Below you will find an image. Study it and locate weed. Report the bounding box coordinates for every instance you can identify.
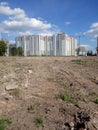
[59,93,70,101]
[95,98,98,104]
[35,116,44,128]
[70,99,79,107]
[0,118,12,130]
[58,93,79,107]
[89,92,98,97]
[11,88,20,97]
[71,59,83,63]
[71,59,86,65]
[27,105,34,113]
[47,77,54,82]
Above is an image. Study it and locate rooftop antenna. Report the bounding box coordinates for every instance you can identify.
[77,35,85,47]
[75,33,85,47]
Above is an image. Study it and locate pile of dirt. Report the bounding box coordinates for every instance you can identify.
[0,56,98,130]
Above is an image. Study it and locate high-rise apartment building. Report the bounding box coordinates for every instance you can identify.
[15,33,77,56]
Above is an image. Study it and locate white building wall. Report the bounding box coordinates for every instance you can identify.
[48,36,53,56]
[53,34,56,56]
[74,39,78,56]
[62,40,66,56]
[39,35,45,55]
[44,36,47,55]
[15,33,78,56]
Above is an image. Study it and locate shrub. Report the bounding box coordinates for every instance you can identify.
[58,92,79,107]
[95,98,98,104]
[35,116,44,128]
[59,93,70,101]
[0,40,7,56]
[0,118,12,130]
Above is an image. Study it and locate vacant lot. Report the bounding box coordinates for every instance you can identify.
[0,56,98,130]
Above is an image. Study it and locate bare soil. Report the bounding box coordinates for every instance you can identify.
[0,56,98,130]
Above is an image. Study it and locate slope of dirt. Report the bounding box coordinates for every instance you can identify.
[0,56,98,130]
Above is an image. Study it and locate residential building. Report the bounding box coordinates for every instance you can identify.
[15,33,78,56]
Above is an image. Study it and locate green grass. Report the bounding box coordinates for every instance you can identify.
[59,93,70,101]
[35,116,44,128]
[57,93,79,107]
[71,59,86,64]
[0,118,12,130]
[71,59,83,62]
[95,98,98,104]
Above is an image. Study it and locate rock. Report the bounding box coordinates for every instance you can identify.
[69,122,74,127]
[28,70,32,74]
[5,84,18,91]
[4,97,9,101]
[61,125,65,129]
[92,112,98,129]
[69,122,74,130]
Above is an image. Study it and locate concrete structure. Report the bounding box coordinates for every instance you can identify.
[15,33,78,56]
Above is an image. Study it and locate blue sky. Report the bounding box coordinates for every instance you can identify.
[0,0,98,51]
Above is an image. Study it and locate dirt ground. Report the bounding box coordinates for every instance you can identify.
[0,56,98,130]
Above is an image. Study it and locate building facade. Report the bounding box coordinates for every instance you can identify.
[15,33,78,56]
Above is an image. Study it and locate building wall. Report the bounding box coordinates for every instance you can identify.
[15,33,77,56]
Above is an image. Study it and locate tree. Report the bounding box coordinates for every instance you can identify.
[17,47,24,56]
[76,47,80,56]
[10,47,23,56]
[10,47,17,56]
[87,51,93,56]
[0,40,7,56]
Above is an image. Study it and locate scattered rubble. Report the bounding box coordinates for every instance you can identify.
[5,84,18,91]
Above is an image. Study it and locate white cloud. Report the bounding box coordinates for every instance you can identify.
[0,2,8,6]
[0,2,55,36]
[40,30,55,36]
[65,21,71,25]
[9,40,15,44]
[80,44,94,52]
[85,22,98,38]
[0,2,25,16]
[19,31,33,36]
[80,45,91,50]
[91,23,98,28]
